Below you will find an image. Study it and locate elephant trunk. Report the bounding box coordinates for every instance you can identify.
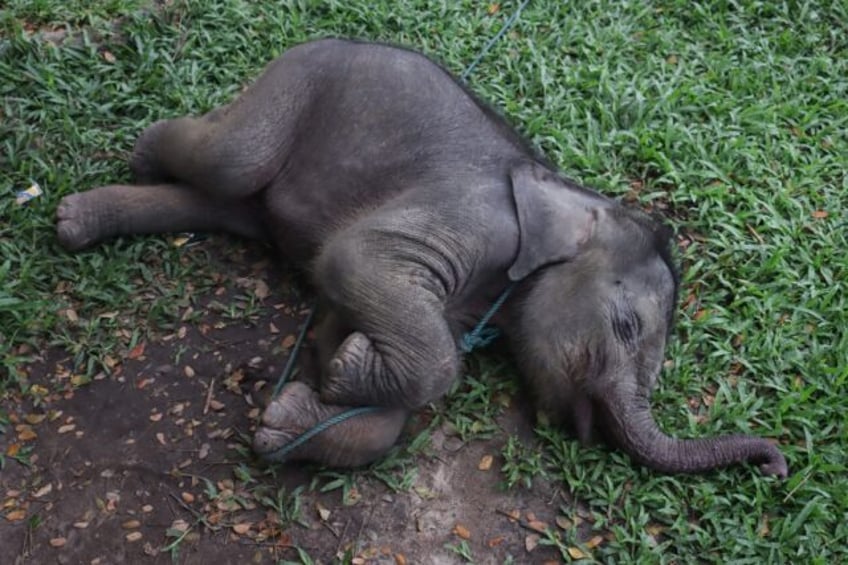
[600,388,788,477]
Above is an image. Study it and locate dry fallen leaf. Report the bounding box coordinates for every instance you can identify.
[811,210,828,219]
[528,520,548,533]
[567,546,587,559]
[254,279,270,299]
[478,455,493,471]
[102,50,116,63]
[127,342,145,359]
[122,519,141,529]
[24,413,46,425]
[33,484,53,498]
[281,334,297,349]
[394,553,407,565]
[646,523,664,536]
[556,516,573,530]
[6,509,26,522]
[50,537,67,547]
[487,535,505,547]
[126,531,143,542]
[232,522,251,535]
[58,424,76,434]
[525,533,540,552]
[453,523,471,539]
[585,535,604,549]
[316,502,331,521]
[181,492,195,504]
[18,427,37,441]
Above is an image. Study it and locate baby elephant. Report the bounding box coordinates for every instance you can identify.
[57,39,787,477]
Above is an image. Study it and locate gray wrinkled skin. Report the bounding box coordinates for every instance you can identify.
[57,39,787,477]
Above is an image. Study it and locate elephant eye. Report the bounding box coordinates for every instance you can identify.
[610,300,642,349]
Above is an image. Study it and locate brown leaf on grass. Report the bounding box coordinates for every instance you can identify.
[102,50,116,63]
[585,535,604,549]
[811,210,828,219]
[646,523,664,536]
[556,516,573,530]
[567,546,587,559]
[759,514,770,537]
[127,342,145,360]
[487,3,501,15]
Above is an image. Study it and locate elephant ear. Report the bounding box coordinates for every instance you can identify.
[508,161,605,281]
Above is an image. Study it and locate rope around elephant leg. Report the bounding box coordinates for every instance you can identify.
[265,2,530,463]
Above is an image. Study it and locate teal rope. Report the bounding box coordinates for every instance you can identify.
[272,305,316,397]
[460,0,532,81]
[262,406,382,461]
[460,282,517,353]
[266,1,530,462]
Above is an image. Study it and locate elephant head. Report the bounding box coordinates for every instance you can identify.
[507,162,787,477]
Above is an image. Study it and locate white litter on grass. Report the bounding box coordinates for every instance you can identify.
[15,182,43,205]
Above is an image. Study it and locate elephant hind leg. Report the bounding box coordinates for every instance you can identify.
[130,57,313,199]
[56,183,266,251]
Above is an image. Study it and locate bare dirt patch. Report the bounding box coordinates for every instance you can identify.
[1,239,577,564]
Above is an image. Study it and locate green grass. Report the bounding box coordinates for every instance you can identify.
[2,0,846,561]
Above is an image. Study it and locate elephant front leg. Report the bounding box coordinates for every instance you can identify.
[253,381,408,467]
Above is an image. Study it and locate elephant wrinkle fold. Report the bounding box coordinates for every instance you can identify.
[57,39,786,477]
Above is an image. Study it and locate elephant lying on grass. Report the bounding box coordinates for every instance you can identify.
[57,39,787,477]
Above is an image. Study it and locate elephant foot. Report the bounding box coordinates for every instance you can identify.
[253,381,407,467]
[56,191,115,251]
[129,119,171,183]
[321,331,375,405]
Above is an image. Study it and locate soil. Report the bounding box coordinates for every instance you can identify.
[0,239,575,564]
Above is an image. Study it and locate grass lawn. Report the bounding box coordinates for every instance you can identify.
[1,0,846,562]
